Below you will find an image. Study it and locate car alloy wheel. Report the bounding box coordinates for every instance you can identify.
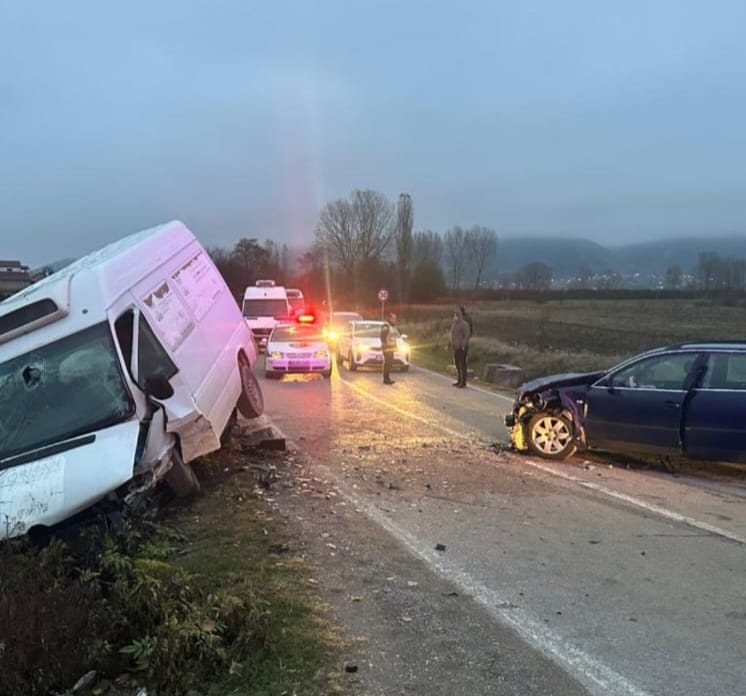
[527,412,577,460]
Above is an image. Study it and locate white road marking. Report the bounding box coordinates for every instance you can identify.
[339,373,746,546]
[521,460,746,546]
[339,376,476,440]
[338,485,652,696]
[267,419,649,696]
[412,364,515,402]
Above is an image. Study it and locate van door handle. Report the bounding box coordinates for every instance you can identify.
[663,400,680,409]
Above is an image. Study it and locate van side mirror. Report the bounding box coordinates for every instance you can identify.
[143,374,174,400]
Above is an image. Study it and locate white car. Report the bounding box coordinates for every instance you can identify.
[337,320,411,372]
[265,320,332,378]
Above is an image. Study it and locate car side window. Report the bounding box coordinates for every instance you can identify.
[612,353,697,390]
[701,352,746,390]
[137,314,178,389]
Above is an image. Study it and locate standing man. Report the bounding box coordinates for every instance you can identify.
[451,309,470,388]
[460,305,474,339]
[381,312,398,385]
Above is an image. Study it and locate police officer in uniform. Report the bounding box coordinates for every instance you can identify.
[380,313,398,385]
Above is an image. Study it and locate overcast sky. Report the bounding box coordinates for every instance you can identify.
[2,1,746,266]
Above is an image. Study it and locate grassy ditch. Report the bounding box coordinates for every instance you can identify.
[0,445,345,696]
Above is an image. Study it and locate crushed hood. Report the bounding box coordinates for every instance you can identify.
[517,370,607,398]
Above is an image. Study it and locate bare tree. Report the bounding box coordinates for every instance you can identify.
[315,189,394,278]
[232,238,270,280]
[444,226,467,289]
[517,261,552,290]
[394,193,414,302]
[664,264,682,289]
[315,190,394,296]
[464,225,497,291]
[413,230,443,266]
[697,251,719,291]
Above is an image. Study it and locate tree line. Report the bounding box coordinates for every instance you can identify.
[207,190,746,304]
[209,189,499,307]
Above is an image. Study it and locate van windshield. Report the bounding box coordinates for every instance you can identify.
[242,299,290,319]
[0,322,135,461]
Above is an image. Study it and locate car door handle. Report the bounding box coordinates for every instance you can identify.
[663,400,680,409]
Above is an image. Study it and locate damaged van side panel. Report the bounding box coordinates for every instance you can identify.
[0,421,139,538]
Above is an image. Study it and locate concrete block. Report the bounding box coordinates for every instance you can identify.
[483,363,525,388]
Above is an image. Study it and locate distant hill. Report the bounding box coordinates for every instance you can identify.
[490,234,746,277]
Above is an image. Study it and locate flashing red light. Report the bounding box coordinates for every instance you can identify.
[297,313,316,324]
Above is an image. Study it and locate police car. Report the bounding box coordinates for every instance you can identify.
[264,314,332,378]
[336,320,411,372]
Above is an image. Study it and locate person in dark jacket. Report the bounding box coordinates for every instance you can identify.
[450,309,470,388]
[460,305,474,338]
[380,313,398,385]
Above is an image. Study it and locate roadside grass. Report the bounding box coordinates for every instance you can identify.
[0,444,346,696]
[403,297,746,381]
[407,315,624,383]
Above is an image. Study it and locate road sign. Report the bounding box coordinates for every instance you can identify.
[377,288,389,302]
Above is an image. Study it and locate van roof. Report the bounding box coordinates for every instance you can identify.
[0,220,196,346]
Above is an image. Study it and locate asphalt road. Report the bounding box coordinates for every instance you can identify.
[260,361,746,696]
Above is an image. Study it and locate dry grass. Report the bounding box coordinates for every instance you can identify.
[402,297,745,381]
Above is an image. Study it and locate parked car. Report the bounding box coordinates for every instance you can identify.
[265,317,332,378]
[337,320,410,372]
[505,342,746,463]
[322,311,363,349]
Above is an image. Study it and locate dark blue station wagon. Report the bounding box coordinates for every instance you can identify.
[505,342,746,462]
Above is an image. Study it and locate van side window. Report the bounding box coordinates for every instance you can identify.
[113,310,135,371]
[137,315,178,389]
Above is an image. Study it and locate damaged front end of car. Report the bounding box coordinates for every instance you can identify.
[504,371,605,460]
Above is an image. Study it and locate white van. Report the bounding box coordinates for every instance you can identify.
[0,221,264,539]
[242,280,291,351]
[285,288,305,315]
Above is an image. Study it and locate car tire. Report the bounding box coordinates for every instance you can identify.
[348,350,357,371]
[265,370,280,379]
[237,353,265,418]
[527,412,577,460]
[322,370,332,379]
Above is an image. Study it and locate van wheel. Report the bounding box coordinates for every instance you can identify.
[348,350,357,371]
[165,448,201,497]
[322,370,331,379]
[237,353,264,418]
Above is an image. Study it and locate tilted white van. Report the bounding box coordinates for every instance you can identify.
[0,221,264,539]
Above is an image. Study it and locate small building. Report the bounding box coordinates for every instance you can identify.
[0,260,32,300]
